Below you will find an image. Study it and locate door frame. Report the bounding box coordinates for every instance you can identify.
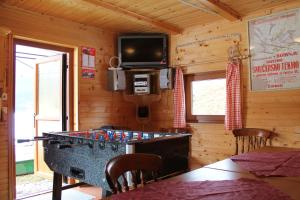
[11,39,75,199]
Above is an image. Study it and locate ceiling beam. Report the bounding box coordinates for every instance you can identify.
[82,0,182,34]
[198,0,241,21]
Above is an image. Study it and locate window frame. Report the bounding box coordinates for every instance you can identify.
[185,70,226,123]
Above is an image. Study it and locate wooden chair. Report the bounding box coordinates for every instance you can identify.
[105,153,162,194]
[233,128,273,155]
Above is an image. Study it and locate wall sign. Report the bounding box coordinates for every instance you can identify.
[248,8,300,91]
[81,46,96,79]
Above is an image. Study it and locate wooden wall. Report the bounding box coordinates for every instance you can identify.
[0,5,136,199]
[0,27,12,200]
[1,1,300,199]
[149,1,300,168]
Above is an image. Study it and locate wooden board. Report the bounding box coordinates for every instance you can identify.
[0,0,300,199]
[155,1,300,169]
[0,30,11,200]
[1,0,297,34]
[0,6,136,199]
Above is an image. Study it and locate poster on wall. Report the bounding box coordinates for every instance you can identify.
[81,47,96,68]
[248,8,300,91]
[82,68,95,79]
[81,47,96,79]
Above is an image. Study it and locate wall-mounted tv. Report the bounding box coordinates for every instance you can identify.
[118,34,168,68]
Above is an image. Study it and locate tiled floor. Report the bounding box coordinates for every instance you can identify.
[16,174,53,198]
[19,189,95,200]
[16,175,101,200]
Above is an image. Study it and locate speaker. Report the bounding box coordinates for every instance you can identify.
[107,69,126,91]
[159,68,174,89]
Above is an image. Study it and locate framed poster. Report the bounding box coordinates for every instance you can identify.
[248,8,300,91]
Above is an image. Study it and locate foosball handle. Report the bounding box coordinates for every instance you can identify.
[17,139,32,143]
[34,136,52,140]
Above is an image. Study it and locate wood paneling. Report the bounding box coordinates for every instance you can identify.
[223,0,297,15]
[0,4,137,131]
[198,0,241,21]
[1,0,297,34]
[0,5,136,199]
[0,0,300,199]
[0,28,11,200]
[151,1,300,169]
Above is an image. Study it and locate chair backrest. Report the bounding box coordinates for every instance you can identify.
[105,153,162,194]
[232,128,273,155]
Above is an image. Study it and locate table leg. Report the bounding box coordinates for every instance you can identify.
[102,189,112,198]
[53,172,62,200]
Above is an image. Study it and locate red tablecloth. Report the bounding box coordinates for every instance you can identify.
[110,178,291,200]
[231,151,300,176]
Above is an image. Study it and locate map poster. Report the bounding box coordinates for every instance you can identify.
[248,8,300,91]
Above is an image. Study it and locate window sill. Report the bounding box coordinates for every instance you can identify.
[186,115,224,124]
[186,120,224,124]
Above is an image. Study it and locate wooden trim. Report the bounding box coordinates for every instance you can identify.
[14,39,73,54]
[191,70,226,80]
[82,0,182,34]
[8,33,15,200]
[199,0,241,21]
[185,70,226,124]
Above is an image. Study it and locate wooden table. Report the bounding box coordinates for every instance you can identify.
[170,147,300,200]
[104,147,300,200]
[203,146,299,173]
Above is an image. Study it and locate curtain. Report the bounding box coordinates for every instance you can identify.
[225,61,242,130]
[173,68,186,128]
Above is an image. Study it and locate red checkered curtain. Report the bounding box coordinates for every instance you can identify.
[173,68,186,128]
[225,61,242,130]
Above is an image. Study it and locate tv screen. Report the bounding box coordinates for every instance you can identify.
[118,34,168,68]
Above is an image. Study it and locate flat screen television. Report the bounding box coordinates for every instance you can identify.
[118,34,168,68]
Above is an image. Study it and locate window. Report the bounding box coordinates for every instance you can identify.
[185,70,226,123]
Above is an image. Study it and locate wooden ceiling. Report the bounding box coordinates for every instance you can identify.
[1,0,297,34]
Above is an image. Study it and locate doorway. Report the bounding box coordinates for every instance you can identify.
[14,40,72,199]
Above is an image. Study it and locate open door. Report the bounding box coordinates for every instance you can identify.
[34,54,68,176]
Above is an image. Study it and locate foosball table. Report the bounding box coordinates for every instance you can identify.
[23,129,191,200]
